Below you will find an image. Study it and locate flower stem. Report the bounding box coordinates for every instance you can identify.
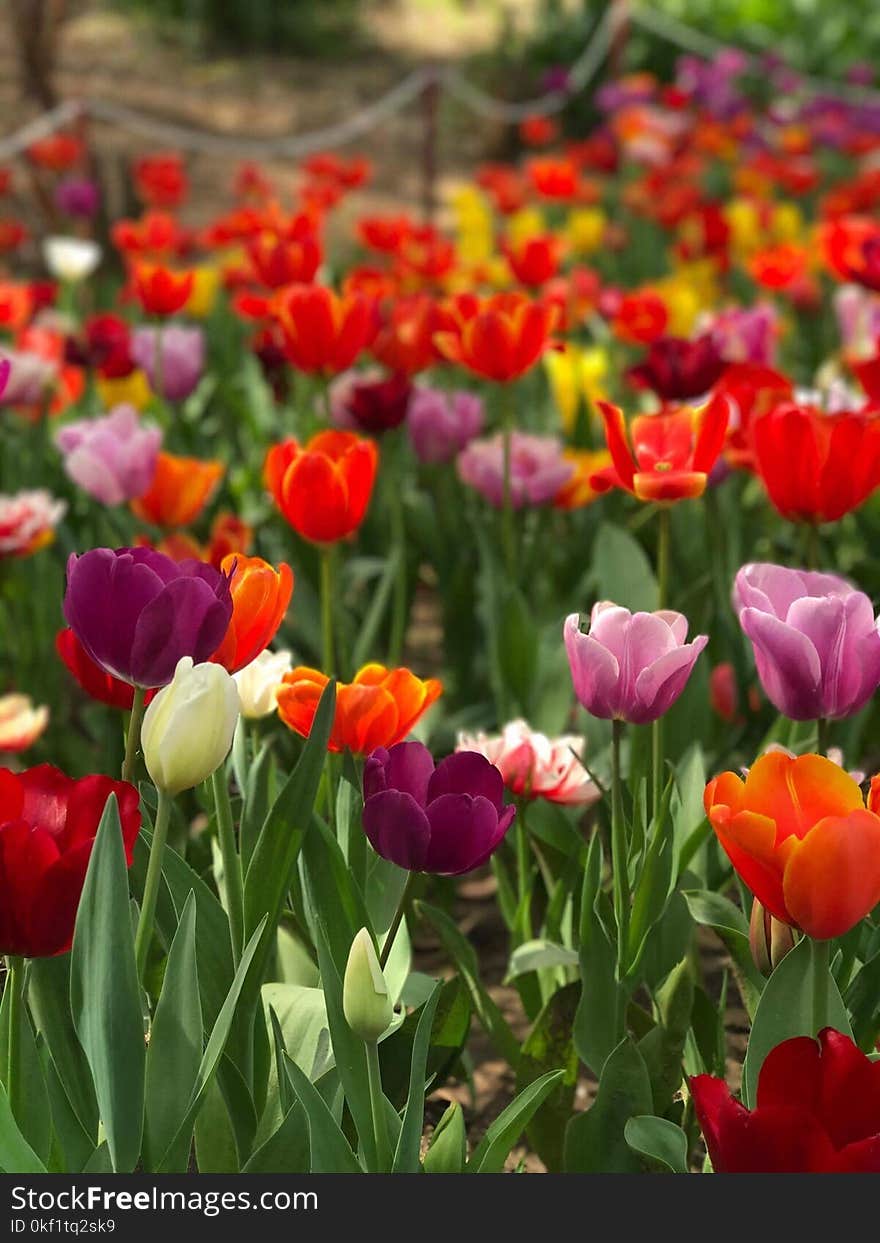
[611,719,629,978]
[810,937,830,1036]
[652,716,664,825]
[5,956,25,1123]
[816,717,829,756]
[212,765,244,967]
[365,1040,392,1173]
[320,545,335,675]
[500,386,516,577]
[134,788,172,983]
[379,873,415,970]
[656,505,671,608]
[515,798,533,940]
[122,685,147,786]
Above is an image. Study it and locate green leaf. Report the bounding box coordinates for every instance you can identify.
[415,901,520,1068]
[302,815,372,978]
[637,958,694,1115]
[28,955,98,1143]
[194,1077,239,1173]
[423,1100,466,1174]
[70,794,145,1172]
[506,940,579,980]
[741,936,851,1108]
[625,1115,689,1173]
[283,1055,362,1174]
[155,915,267,1171]
[0,971,51,1164]
[564,1037,653,1173]
[239,741,276,871]
[144,891,203,1172]
[592,522,659,612]
[392,984,442,1173]
[352,547,400,670]
[495,583,539,715]
[573,837,621,1076]
[516,982,579,1172]
[0,1080,47,1173]
[683,889,764,1018]
[467,1070,564,1173]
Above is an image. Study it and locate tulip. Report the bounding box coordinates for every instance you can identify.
[0,357,8,399]
[751,401,880,524]
[329,369,412,434]
[733,562,880,720]
[564,604,707,724]
[708,302,779,366]
[54,177,101,220]
[141,656,240,796]
[133,264,195,317]
[692,1028,880,1172]
[343,928,393,1042]
[247,230,321,289]
[131,451,223,528]
[457,719,599,806]
[0,490,66,558]
[0,348,58,407]
[362,741,515,874]
[63,547,233,688]
[0,694,49,753]
[713,362,793,470]
[42,236,102,284]
[434,291,557,382]
[210,554,294,674]
[503,234,562,287]
[271,284,374,375]
[591,395,730,501]
[56,628,155,711]
[749,897,796,976]
[131,325,205,402]
[820,216,880,292]
[277,664,442,754]
[0,765,140,957]
[55,405,162,506]
[626,333,725,402]
[407,387,484,464]
[264,430,378,544]
[553,448,613,510]
[370,294,448,375]
[704,750,880,939]
[233,649,292,719]
[457,432,574,508]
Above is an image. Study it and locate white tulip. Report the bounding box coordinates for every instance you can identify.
[232,648,292,719]
[141,657,240,795]
[43,236,102,284]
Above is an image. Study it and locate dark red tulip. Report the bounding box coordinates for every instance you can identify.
[627,333,726,403]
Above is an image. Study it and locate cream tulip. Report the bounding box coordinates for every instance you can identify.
[141,657,240,795]
[232,649,292,719]
[43,236,102,284]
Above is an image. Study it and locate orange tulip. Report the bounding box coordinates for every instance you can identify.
[264,430,378,545]
[553,449,612,510]
[271,284,374,375]
[704,751,880,940]
[277,663,442,754]
[211,554,293,674]
[132,451,223,528]
[434,292,557,383]
[133,263,195,317]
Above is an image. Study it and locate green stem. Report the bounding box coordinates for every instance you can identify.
[365,1040,392,1173]
[515,798,532,940]
[320,545,335,675]
[134,789,173,983]
[810,937,830,1035]
[212,765,244,967]
[816,717,829,757]
[651,716,664,825]
[122,686,147,785]
[611,719,629,978]
[500,387,516,577]
[379,873,416,970]
[805,522,820,571]
[387,432,408,665]
[656,505,671,609]
[5,956,24,1123]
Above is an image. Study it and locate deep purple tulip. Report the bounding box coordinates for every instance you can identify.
[362,741,515,875]
[63,547,233,688]
[733,563,880,721]
[564,603,708,724]
[54,178,101,220]
[408,387,484,464]
[131,326,205,402]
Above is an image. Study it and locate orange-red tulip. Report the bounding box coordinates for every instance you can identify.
[133,263,195,317]
[264,430,378,545]
[211,554,294,674]
[704,751,880,940]
[132,451,223,528]
[434,292,557,383]
[277,663,442,754]
[271,284,374,375]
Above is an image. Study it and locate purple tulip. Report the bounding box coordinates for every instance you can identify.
[131,326,204,402]
[733,563,880,721]
[564,603,708,724]
[408,387,484,464]
[362,741,515,874]
[0,358,8,400]
[458,432,573,508]
[54,178,101,220]
[56,405,162,506]
[63,547,233,688]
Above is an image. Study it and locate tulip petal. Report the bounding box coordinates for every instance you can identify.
[362,789,431,871]
[782,809,880,939]
[424,793,504,874]
[632,634,706,723]
[814,1027,880,1152]
[564,614,621,718]
[740,607,822,719]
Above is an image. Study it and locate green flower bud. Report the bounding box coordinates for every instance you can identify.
[343,927,392,1042]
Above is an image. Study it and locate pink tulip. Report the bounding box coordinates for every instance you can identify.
[457,718,599,806]
[564,603,707,724]
[458,432,573,508]
[55,405,162,506]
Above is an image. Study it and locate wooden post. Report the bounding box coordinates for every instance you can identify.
[421,72,441,226]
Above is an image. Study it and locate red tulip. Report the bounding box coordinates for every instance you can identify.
[56,629,157,709]
[0,765,141,957]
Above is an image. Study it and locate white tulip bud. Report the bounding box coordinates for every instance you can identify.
[232,648,292,719]
[141,657,240,795]
[42,236,102,283]
[343,928,392,1043]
